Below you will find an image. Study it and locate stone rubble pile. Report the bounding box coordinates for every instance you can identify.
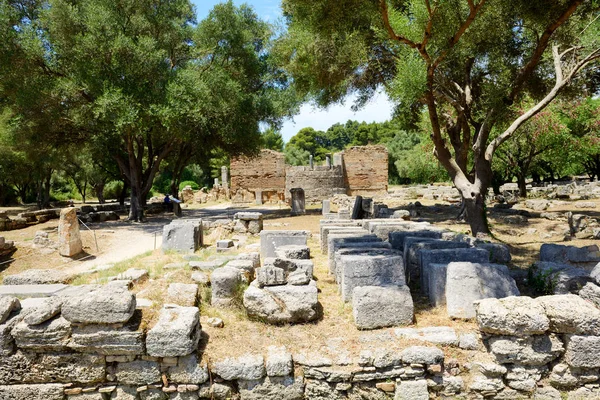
[0,209,61,232]
[0,236,16,257]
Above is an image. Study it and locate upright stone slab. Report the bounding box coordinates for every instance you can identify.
[327,233,380,273]
[58,207,82,257]
[404,240,470,284]
[260,230,309,259]
[162,219,203,253]
[352,285,414,329]
[351,195,363,219]
[333,243,392,281]
[339,253,405,302]
[320,226,367,254]
[420,248,490,296]
[146,305,200,357]
[290,188,306,216]
[322,200,331,215]
[221,166,229,189]
[389,229,443,251]
[445,262,519,319]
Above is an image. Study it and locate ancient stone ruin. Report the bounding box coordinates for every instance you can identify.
[228,145,389,205]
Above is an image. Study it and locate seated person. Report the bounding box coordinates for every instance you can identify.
[163,194,173,212]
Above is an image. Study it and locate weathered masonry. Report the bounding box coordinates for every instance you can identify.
[230,145,388,204]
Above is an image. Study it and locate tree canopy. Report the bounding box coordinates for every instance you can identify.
[279,0,600,235]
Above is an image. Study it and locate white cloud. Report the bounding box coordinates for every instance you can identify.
[280,91,394,142]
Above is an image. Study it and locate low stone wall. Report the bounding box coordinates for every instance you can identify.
[285,165,346,203]
[230,149,286,203]
[0,209,60,231]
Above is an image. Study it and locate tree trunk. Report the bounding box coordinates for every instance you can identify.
[119,180,128,206]
[517,174,527,198]
[464,194,490,236]
[95,182,105,204]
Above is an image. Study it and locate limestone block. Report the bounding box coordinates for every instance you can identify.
[564,335,600,368]
[476,243,512,264]
[0,296,20,324]
[3,269,72,285]
[274,245,310,260]
[394,380,429,400]
[339,253,405,302]
[190,271,209,285]
[168,354,209,384]
[243,282,318,324]
[226,259,255,274]
[61,284,135,324]
[352,285,413,329]
[287,270,310,285]
[11,316,71,351]
[327,232,378,267]
[266,346,293,377]
[69,323,144,355]
[420,248,490,296]
[0,384,64,400]
[58,207,82,257]
[332,245,392,282]
[22,297,61,325]
[167,283,199,307]
[403,239,469,283]
[394,326,459,347]
[260,230,309,259]
[319,225,364,254]
[236,252,261,270]
[112,268,148,284]
[237,376,304,400]
[212,354,265,381]
[115,360,161,385]
[488,334,564,366]
[234,212,263,221]
[146,306,200,357]
[0,351,105,384]
[110,386,138,400]
[389,230,443,251]
[400,346,444,365]
[263,258,314,279]
[256,266,286,287]
[475,296,550,336]
[162,220,203,254]
[579,282,600,308]
[538,294,600,334]
[211,266,242,307]
[445,262,519,319]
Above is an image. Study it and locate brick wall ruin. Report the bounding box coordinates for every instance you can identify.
[230,145,389,203]
[230,149,286,203]
[342,145,388,196]
[285,165,346,202]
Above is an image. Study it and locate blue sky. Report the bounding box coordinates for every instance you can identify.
[192,0,393,142]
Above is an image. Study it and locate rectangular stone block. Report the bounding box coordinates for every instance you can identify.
[420,248,490,296]
[256,266,286,287]
[445,262,519,319]
[162,219,203,254]
[260,230,309,259]
[0,384,64,400]
[0,284,68,298]
[69,323,144,355]
[565,335,600,368]
[389,230,443,251]
[327,234,380,274]
[404,240,470,284]
[320,226,367,254]
[332,242,392,280]
[352,285,414,329]
[339,253,405,302]
[146,306,200,357]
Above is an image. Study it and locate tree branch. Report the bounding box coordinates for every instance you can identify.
[379,0,420,49]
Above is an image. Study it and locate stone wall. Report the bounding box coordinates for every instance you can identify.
[342,145,388,196]
[230,149,286,203]
[285,165,346,203]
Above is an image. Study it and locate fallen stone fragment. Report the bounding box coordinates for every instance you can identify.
[146,305,200,357]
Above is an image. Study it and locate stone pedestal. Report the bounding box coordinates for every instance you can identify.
[290,188,305,216]
[58,208,82,257]
[322,200,331,215]
[221,166,229,189]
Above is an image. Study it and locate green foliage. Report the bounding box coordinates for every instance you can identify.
[527,264,558,296]
[179,181,199,191]
[284,127,329,164]
[103,181,124,201]
[261,128,285,151]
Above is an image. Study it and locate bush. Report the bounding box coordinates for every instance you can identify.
[104,180,124,200]
[179,180,199,191]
